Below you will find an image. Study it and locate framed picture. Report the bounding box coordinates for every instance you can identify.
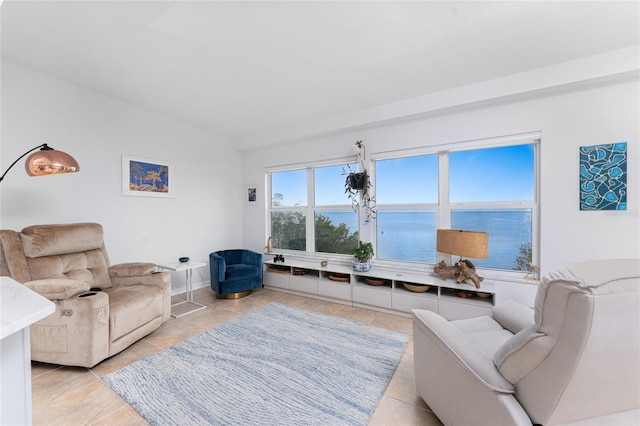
[579,142,627,210]
[122,155,174,198]
[246,185,258,206]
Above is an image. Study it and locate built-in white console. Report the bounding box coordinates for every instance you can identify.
[263,258,498,320]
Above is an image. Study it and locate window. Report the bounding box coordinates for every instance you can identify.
[375,155,438,263]
[269,165,359,255]
[267,135,539,274]
[314,164,358,255]
[448,145,535,270]
[270,169,307,250]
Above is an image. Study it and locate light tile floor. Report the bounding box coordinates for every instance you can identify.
[31,287,443,425]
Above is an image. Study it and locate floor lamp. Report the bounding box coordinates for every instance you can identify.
[0,144,79,183]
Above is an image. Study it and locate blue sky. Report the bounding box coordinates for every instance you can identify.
[271,144,534,206]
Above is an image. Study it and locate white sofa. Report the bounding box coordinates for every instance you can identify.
[413,259,640,425]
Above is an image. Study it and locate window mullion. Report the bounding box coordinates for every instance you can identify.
[438,151,450,229]
[307,168,315,254]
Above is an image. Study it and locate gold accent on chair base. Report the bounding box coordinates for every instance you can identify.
[217,290,252,299]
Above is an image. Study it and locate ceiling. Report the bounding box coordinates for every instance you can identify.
[2,1,639,150]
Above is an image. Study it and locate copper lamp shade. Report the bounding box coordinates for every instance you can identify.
[436,229,489,259]
[0,143,79,183]
[25,146,79,176]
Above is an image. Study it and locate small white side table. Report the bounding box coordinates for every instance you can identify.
[157,260,207,318]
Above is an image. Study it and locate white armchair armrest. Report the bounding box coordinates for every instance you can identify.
[413,309,514,393]
[491,299,535,334]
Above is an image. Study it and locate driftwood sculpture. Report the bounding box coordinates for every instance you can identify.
[433,259,484,289]
[433,261,459,280]
[457,259,484,288]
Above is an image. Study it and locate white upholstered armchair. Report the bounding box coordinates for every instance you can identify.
[0,223,171,367]
[413,259,640,425]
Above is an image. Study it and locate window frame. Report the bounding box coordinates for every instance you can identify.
[266,131,540,280]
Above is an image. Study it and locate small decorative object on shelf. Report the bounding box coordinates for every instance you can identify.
[178,257,190,263]
[265,236,272,253]
[524,262,539,281]
[351,241,374,272]
[320,260,328,267]
[273,254,285,263]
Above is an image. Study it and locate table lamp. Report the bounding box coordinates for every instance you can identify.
[435,229,489,288]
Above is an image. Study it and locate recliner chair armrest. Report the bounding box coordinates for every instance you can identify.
[109,263,171,291]
[23,279,90,300]
[109,262,157,278]
[491,299,534,334]
[413,309,514,393]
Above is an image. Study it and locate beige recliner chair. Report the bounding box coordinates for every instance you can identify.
[413,258,640,425]
[0,223,171,368]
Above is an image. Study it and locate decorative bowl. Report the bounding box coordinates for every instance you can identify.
[178,257,190,263]
[364,277,386,286]
[402,283,431,293]
[328,273,349,282]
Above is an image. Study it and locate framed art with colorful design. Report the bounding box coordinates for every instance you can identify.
[579,142,627,210]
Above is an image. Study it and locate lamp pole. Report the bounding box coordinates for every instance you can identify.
[0,144,50,183]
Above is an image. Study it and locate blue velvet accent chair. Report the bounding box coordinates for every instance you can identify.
[210,249,263,298]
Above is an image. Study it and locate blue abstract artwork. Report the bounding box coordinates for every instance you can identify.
[579,142,627,210]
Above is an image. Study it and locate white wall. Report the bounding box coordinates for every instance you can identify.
[2,58,638,300]
[242,78,640,279]
[1,61,244,293]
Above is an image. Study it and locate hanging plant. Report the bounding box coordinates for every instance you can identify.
[343,140,376,222]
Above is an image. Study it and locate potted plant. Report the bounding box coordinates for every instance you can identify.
[351,240,374,271]
[343,140,376,222]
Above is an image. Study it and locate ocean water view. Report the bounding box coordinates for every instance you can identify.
[321,210,531,271]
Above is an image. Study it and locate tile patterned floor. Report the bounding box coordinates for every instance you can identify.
[31,287,443,425]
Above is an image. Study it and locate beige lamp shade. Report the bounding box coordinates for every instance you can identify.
[25,147,79,177]
[436,229,489,259]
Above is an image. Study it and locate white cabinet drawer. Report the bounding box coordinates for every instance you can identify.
[392,292,438,314]
[289,274,317,294]
[352,285,391,309]
[318,280,351,300]
[263,271,289,289]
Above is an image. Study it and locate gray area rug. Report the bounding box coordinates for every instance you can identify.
[103,302,410,425]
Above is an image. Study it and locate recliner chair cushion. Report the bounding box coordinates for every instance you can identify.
[21,223,104,257]
[106,286,164,342]
[25,249,111,288]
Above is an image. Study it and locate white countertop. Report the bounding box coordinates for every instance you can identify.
[1,276,55,340]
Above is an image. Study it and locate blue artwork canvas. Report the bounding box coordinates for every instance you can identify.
[579,142,627,210]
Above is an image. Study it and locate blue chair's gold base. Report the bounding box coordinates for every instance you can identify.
[217,289,252,299]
